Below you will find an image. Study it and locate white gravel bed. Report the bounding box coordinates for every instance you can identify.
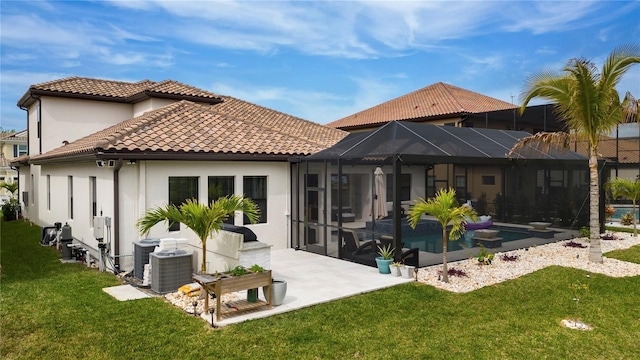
[416,232,640,293]
[165,290,242,315]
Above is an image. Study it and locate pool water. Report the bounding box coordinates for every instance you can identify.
[611,206,639,220]
[404,227,531,254]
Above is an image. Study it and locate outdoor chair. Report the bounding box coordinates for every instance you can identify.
[342,229,377,266]
[342,230,419,268]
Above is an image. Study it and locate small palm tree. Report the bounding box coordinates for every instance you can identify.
[136,196,259,273]
[408,188,477,283]
[0,182,18,196]
[509,44,640,263]
[606,178,640,236]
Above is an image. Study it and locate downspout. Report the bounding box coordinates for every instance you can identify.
[113,159,123,271]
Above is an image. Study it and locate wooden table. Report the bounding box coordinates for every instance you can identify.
[193,270,272,322]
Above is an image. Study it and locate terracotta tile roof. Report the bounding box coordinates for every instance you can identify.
[1,130,27,141]
[327,82,517,130]
[18,77,221,106]
[30,100,347,162]
[215,95,347,149]
[572,137,640,164]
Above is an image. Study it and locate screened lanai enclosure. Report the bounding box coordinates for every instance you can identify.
[290,121,590,266]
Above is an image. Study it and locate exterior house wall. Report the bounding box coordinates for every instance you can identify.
[37,97,133,154]
[132,98,177,117]
[121,160,291,273]
[0,135,25,199]
[38,162,115,254]
[28,159,291,274]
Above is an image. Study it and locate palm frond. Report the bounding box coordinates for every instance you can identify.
[507,131,573,158]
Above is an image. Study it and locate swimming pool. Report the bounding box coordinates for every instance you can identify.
[611,205,639,220]
[403,226,532,254]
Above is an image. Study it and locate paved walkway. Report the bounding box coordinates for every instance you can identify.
[203,249,413,327]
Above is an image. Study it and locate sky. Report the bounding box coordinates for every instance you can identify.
[1,0,639,134]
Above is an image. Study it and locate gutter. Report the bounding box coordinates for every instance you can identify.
[113,159,123,271]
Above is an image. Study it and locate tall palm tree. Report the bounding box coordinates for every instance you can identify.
[509,44,640,263]
[136,196,259,273]
[606,178,640,236]
[407,188,477,283]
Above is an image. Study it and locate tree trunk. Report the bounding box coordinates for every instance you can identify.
[588,151,603,263]
[633,200,637,237]
[201,238,208,274]
[441,227,449,283]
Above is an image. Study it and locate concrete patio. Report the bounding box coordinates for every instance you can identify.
[202,248,414,327]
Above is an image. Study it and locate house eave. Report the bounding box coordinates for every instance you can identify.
[29,150,301,165]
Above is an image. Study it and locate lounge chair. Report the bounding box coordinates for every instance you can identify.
[342,230,419,268]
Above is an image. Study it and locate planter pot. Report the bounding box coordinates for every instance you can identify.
[404,265,415,279]
[262,279,288,306]
[399,265,408,278]
[389,265,402,277]
[375,257,393,274]
[247,288,258,302]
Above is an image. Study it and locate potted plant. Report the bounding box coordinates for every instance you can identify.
[390,261,403,276]
[375,244,395,274]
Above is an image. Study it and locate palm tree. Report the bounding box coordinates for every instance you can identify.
[0,182,18,196]
[606,178,640,236]
[407,188,477,283]
[509,44,640,263]
[136,196,259,273]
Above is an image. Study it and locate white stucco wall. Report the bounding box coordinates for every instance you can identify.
[132,98,176,117]
[25,159,292,274]
[25,97,132,155]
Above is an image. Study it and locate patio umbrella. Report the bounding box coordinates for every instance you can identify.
[374,167,388,220]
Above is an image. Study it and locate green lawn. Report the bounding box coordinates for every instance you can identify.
[2,220,640,359]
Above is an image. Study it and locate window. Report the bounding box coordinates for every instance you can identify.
[455,175,466,201]
[427,176,436,198]
[168,177,199,231]
[243,176,267,224]
[13,144,27,157]
[30,174,34,206]
[46,175,51,211]
[444,122,456,127]
[386,174,411,202]
[481,176,495,185]
[0,177,4,182]
[89,176,97,221]
[208,176,235,225]
[68,176,73,219]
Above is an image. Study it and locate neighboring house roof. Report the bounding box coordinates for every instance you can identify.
[327,82,517,130]
[1,129,28,142]
[29,100,347,163]
[17,77,222,107]
[573,137,640,165]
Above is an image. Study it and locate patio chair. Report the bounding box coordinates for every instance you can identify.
[341,229,377,266]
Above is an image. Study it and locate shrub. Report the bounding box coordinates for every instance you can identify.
[579,226,589,238]
[564,240,587,249]
[439,267,467,278]
[621,212,634,226]
[1,198,19,221]
[476,243,494,265]
[500,254,519,262]
[601,233,619,241]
